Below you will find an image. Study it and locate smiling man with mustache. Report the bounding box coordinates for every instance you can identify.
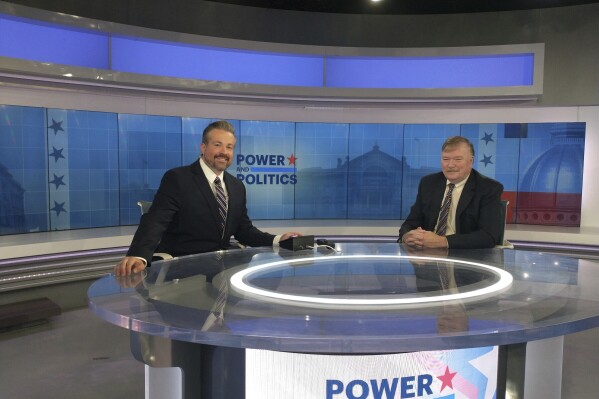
[398,136,504,250]
[115,120,301,276]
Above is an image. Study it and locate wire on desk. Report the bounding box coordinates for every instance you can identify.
[311,244,339,253]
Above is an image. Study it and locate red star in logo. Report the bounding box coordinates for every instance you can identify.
[287,153,298,165]
[437,366,457,392]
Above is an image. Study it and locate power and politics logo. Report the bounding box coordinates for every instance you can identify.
[235,153,298,185]
[246,346,498,399]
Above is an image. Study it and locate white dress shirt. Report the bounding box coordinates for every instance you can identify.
[200,157,228,200]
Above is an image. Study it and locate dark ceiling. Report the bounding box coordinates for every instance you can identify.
[6,0,599,16]
[206,0,599,14]
[5,0,599,48]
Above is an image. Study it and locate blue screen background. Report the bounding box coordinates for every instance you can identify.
[0,104,586,235]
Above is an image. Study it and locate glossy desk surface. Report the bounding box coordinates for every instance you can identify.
[88,243,599,353]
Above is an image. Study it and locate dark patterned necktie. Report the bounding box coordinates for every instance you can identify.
[214,177,227,237]
[435,183,455,236]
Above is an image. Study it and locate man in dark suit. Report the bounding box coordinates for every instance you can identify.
[398,136,503,249]
[115,120,301,276]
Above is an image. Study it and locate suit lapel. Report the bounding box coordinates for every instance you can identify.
[222,172,238,234]
[456,172,476,223]
[431,173,447,218]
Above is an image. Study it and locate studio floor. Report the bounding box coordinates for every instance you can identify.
[1,306,598,398]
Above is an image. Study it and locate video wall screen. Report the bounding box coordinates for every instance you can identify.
[0,104,585,235]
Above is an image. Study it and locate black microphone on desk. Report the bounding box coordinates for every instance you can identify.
[279,235,315,251]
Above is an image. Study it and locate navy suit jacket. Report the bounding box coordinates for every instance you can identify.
[398,169,504,249]
[127,161,274,264]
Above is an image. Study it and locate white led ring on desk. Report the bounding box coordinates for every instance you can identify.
[230,255,513,309]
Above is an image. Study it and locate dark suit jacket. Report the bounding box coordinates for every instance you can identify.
[127,161,275,264]
[398,169,504,249]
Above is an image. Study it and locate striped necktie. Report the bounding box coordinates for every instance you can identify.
[214,177,227,236]
[435,183,455,236]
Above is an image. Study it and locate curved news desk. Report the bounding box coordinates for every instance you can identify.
[88,243,599,399]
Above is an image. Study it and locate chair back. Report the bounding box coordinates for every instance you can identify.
[137,200,152,215]
[497,200,509,245]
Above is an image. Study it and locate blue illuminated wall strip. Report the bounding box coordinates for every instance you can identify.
[111,37,325,87]
[0,13,534,89]
[326,55,534,88]
[0,14,109,69]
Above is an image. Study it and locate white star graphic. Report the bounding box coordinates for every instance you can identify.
[469,346,498,399]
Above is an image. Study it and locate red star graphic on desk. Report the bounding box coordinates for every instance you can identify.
[287,153,298,165]
[437,366,457,392]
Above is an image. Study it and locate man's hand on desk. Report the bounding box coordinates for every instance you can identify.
[114,256,146,276]
[402,227,449,250]
[280,232,303,241]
